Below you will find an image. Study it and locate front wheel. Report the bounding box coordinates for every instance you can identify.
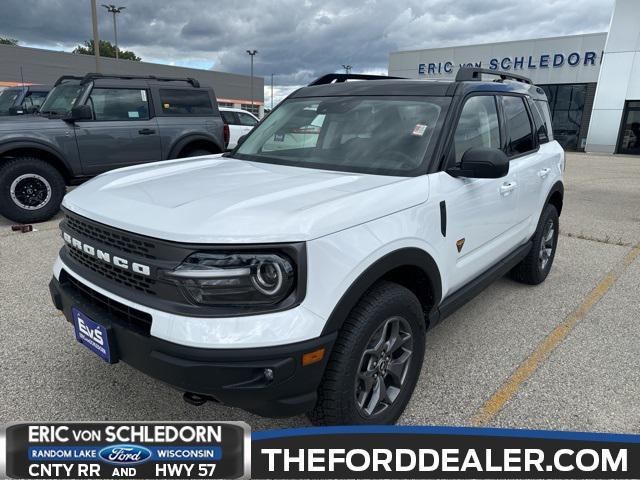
[308,281,426,425]
[0,157,66,223]
[510,203,559,285]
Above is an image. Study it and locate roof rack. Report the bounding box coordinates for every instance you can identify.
[77,73,201,88]
[54,75,84,86]
[455,67,532,85]
[308,73,405,86]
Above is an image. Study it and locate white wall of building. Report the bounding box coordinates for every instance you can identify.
[586,0,640,153]
[389,33,606,84]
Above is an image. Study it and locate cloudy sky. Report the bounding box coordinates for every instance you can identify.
[0,0,615,104]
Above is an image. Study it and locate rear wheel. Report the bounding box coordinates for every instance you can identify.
[308,281,426,425]
[0,157,65,223]
[510,203,559,285]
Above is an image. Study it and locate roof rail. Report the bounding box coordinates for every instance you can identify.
[54,75,84,86]
[455,67,532,85]
[308,73,405,86]
[78,73,201,88]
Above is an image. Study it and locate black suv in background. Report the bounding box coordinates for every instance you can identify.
[0,73,226,223]
[0,85,51,116]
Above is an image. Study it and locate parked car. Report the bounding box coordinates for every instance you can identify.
[0,84,51,116]
[219,107,259,148]
[50,68,564,425]
[0,73,225,223]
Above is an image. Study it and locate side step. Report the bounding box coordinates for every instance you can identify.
[430,241,533,324]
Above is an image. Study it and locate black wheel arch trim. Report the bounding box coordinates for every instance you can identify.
[0,140,74,177]
[320,247,442,335]
[168,133,224,159]
[545,180,564,216]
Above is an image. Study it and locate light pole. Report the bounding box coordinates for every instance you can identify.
[342,64,352,74]
[246,50,257,112]
[102,4,125,60]
[90,0,101,72]
[270,73,274,110]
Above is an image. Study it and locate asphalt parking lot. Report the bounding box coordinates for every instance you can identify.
[0,152,638,433]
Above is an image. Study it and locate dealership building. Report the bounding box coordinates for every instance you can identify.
[0,44,264,116]
[389,0,640,155]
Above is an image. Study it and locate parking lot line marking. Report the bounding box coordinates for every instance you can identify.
[471,243,640,427]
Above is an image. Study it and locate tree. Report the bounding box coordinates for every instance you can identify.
[0,37,19,46]
[73,39,141,61]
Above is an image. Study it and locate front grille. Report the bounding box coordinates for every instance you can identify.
[68,247,157,295]
[65,214,157,259]
[60,269,152,336]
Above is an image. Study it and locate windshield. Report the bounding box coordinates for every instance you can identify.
[0,89,21,115]
[39,83,84,116]
[234,95,450,176]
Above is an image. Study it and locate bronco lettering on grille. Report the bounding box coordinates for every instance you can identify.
[62,232,151,276]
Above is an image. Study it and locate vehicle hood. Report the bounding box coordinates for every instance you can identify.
[0,114,63,131]
[63,155,430,243]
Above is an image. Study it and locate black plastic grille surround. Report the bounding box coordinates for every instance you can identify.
[60,269,152,336]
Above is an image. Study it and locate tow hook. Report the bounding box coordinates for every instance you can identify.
[183,392,216,406]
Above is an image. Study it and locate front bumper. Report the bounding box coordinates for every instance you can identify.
[49,273,336,418]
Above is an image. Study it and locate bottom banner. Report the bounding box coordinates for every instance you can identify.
[251,426,640,479]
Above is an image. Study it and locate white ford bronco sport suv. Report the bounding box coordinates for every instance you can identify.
[50,68,564,425]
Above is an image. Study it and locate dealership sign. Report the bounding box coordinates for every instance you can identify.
[418,50,602,76]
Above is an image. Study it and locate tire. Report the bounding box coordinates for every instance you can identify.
[308,281,426,426]
[510,203,559,285]
[0,157,66,224]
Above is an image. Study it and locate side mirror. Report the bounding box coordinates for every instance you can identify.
[66,104,93,122]
[447,147,509,179]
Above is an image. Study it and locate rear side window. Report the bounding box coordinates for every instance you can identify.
[87,88,150,121]
[220,110,237,124]
[528,99,551,144]
[452,95,501,164]
[502,96,535,156]
[237,112,258,126]
[160,89,214,115]
[534,99,554,142]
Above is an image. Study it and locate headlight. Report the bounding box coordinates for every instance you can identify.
[162,252,295,306]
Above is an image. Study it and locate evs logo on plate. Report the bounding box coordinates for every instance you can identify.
[98,444,152,465]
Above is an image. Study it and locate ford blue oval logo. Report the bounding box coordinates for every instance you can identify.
[98,444,152,465]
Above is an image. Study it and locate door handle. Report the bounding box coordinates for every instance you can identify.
[500,181,518,196]
[538,167,551,178]
[138,128,156,135]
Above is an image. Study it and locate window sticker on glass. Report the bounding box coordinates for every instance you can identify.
[273,133,285,142]
[140,90,147,102]
[128,111,140,118]
[163,103,170,109]
[412,124,428,136]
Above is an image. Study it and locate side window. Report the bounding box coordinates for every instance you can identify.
[529,99,550,144]
[452,95,500,164]
[502,96,535,156]
[87,88,150,121]
[24,91,48,109]
[220,111,238,124]
[237,112,258,126]
[534,99,554,141]
[159,89,214,115]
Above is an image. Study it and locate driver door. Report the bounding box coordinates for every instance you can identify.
[73,87,162,175]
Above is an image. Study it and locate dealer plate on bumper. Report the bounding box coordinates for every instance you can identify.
[72,307,114,363]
